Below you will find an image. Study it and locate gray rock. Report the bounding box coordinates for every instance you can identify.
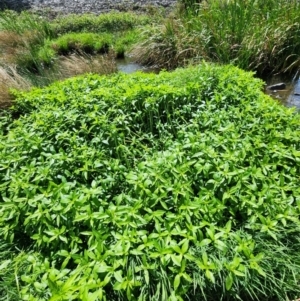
[293,79,300,95]
[266,83,286,91]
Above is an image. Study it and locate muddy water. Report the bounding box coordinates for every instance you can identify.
[264,75,300,109]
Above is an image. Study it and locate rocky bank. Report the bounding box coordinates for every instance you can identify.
[0,0,177,14]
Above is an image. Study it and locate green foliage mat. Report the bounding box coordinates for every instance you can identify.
[0,64,300,300]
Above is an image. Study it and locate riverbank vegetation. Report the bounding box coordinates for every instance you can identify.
[1,64,300,300]
[2,0,300,108]
[0,9,155,107]
[0,1,300,300]
[134,0,300,76]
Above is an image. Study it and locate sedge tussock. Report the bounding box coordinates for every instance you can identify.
[57,52,117,80]
[0,65,31,108]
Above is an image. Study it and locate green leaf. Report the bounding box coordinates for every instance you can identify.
[199,238,211,247]
[225,273,234,291]
[171,254,182,267]
[114,270,123,282]
[130,249,144,255]
[181,239,189,254]
[174,274,181,290]
[0,259,10,271]
[205,270,215,283]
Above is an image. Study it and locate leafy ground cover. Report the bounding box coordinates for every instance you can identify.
[0,64,300,300]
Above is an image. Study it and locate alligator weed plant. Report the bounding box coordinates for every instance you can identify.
[0,63,300,300]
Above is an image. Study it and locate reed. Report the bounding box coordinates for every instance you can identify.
[134,0,300,76]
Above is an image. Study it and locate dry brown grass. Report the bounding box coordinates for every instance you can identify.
[0,39,117,109]
[0,65,31,109]
[0,29,44,67]
[0,30,22,47]
[56,52,117,80]
[0,30,24,64]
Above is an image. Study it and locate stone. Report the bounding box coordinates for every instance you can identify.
[287,79,300,109]
[266,83,286,91]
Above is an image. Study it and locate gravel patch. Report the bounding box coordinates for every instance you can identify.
[0,0,177,14]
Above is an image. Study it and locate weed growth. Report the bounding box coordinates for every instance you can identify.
[0,65,31,108]
[0,64,299,300]
[50,32,111,55]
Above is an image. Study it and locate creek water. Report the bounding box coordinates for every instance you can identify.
[116,57,158,74]
[264,74,300,109]
[116,57,144,74]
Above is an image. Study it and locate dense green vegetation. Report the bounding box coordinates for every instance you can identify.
[0,9,154,104]
[0,9,151,62]
[134,0,300,75]
[0,64,300,300]
[1,1,300,300]
[2,0,300,107]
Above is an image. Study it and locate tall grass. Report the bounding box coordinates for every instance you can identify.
[0,10,55,73]
[133,0,300,76]
[56,52,117,80]
[50,12,152,35]
[0,10,152,108]
[0,65,31,108]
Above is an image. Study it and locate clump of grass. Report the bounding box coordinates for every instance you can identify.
[56,52,117,79]
[133,0,300,76]
[0,10,53,37]
[0,30,24,64]
[0,10,56,73]
[131,17,201,69]
[51,12,152,35]
[113,29,141,58]
[50,32,111,55]
[0,65,31,108]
